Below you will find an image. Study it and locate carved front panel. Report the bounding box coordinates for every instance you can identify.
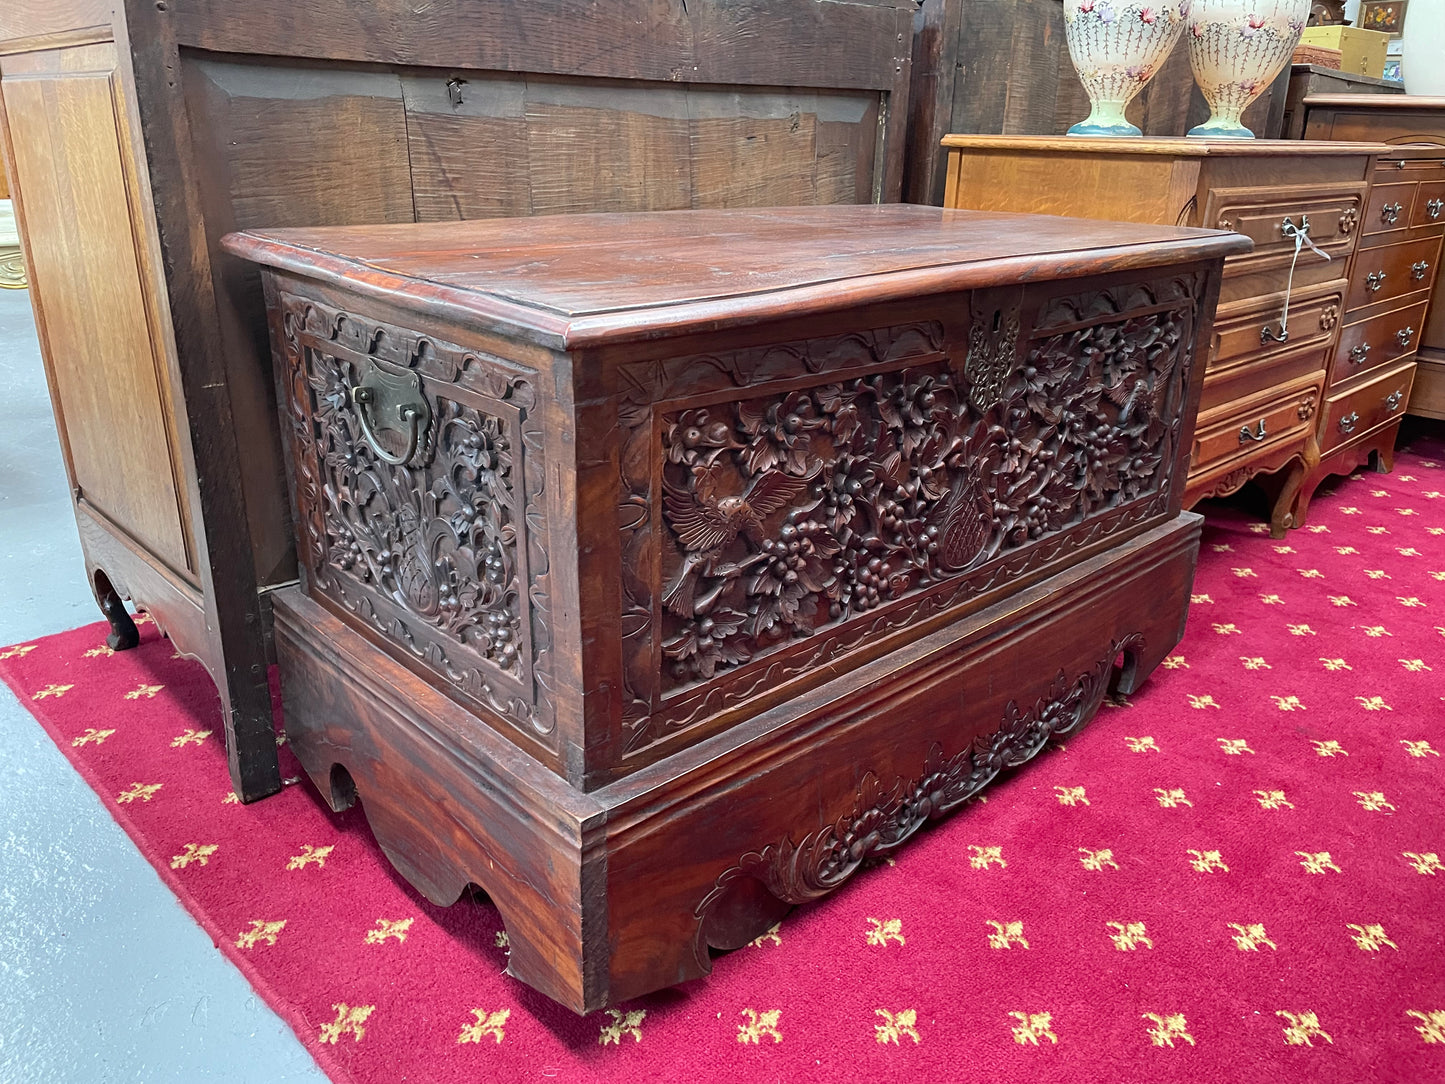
[277,297,555,748]
[619,276,1201,756]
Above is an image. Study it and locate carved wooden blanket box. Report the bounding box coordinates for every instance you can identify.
[224,206,1248,1013]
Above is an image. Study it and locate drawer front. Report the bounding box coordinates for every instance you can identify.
[1207,183,1366,280]
[1210,282,1340,371]
[1364,180,1415,240]
[1321,360,1415,454]
[1192,378,1321,477]
[1330,300,1430,386]
[1413,179,1445,231]
[1347,235,1443,310]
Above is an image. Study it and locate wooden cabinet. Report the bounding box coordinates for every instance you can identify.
[1283,142,1445,523]
[1277,64,1403,140]
[228,204,1243,1012]
[0,24,281,798]
[940,135,1385,535]
[1300,96,1445,422]
[0,0,917,802]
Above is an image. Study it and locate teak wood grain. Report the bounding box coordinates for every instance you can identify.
[230,205,1241,1010]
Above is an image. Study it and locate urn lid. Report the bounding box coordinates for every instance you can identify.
[223,205,1249,348]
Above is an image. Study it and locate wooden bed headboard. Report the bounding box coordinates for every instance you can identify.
[175,0,917,230]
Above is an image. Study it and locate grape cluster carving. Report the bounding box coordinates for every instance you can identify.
[657,309,1185,688]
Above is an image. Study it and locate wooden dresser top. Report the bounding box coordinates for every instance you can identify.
[224,205,1248,348]
[1301,95,1445,110]
[940,134,1388,157]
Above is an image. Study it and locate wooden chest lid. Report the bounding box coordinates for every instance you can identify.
[223,205,1249,348]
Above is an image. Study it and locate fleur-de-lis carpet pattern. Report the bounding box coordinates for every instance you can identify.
[3,438,1443,1084]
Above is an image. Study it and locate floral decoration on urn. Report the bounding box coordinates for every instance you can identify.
[1186,0,1308,138]
[1063,0,1191,137]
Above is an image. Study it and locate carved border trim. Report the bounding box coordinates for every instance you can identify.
[695,633,1144,920]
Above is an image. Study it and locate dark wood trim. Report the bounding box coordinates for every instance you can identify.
[165,0,918,93]
[120,0,281,801]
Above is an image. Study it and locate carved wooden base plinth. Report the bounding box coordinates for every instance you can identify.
[1286,422,1401,529]
[273,512,1201,1013]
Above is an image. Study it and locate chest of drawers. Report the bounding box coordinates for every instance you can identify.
[1300,95,1445,422]
[226,205,1243,1011]
[1287,145,1444,523]
[942,136,1388,536]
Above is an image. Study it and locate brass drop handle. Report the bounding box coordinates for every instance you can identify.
[1397,326,1416,348]
[1366,270,1387,292]
[1412,260,1430,281]
[1429,198,1444,220]
[1349,343,1371,364]
[1239,419,1267,444]
[1339,411,1359,435]
[349,358,431,467]
[1385,389,1404,412]
[1380,201,1403,225]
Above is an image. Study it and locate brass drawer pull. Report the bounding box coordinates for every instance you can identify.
[1339,411,1359,434]
[1381,201,1403,225]
[1429,198,1444,220]
[1397,326,1416,348]
[1385,389,1404,412]
[1239,419,1267,444]
[1412,260,1430,281]
[1366,270,1387,292]
[1349,343,1370,364]
[349,358,431,467]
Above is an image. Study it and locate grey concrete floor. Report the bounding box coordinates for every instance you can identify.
[0,286,327,1083]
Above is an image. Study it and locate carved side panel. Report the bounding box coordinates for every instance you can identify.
[619,275,1202,756]
[277,296,555,748]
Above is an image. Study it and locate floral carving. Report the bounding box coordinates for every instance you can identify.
[612,281,1198,755]
[1319,304,1339,332]
[695,634,1144,918]
[278,298,554,743]
[652,304,1187,697]
[1200,465,1255,500]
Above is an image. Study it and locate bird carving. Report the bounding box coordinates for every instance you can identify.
[661,462,808,617]
[1107,346,1177,432]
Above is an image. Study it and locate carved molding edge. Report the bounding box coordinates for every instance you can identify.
[695,633,1144,922]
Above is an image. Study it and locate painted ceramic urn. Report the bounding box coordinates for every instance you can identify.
[1186,0,1309,138]
[1063,0,1190,137]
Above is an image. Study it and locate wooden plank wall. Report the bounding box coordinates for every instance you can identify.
[183,59,884,230]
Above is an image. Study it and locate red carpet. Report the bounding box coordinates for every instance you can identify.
[4,436,1444,1084]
